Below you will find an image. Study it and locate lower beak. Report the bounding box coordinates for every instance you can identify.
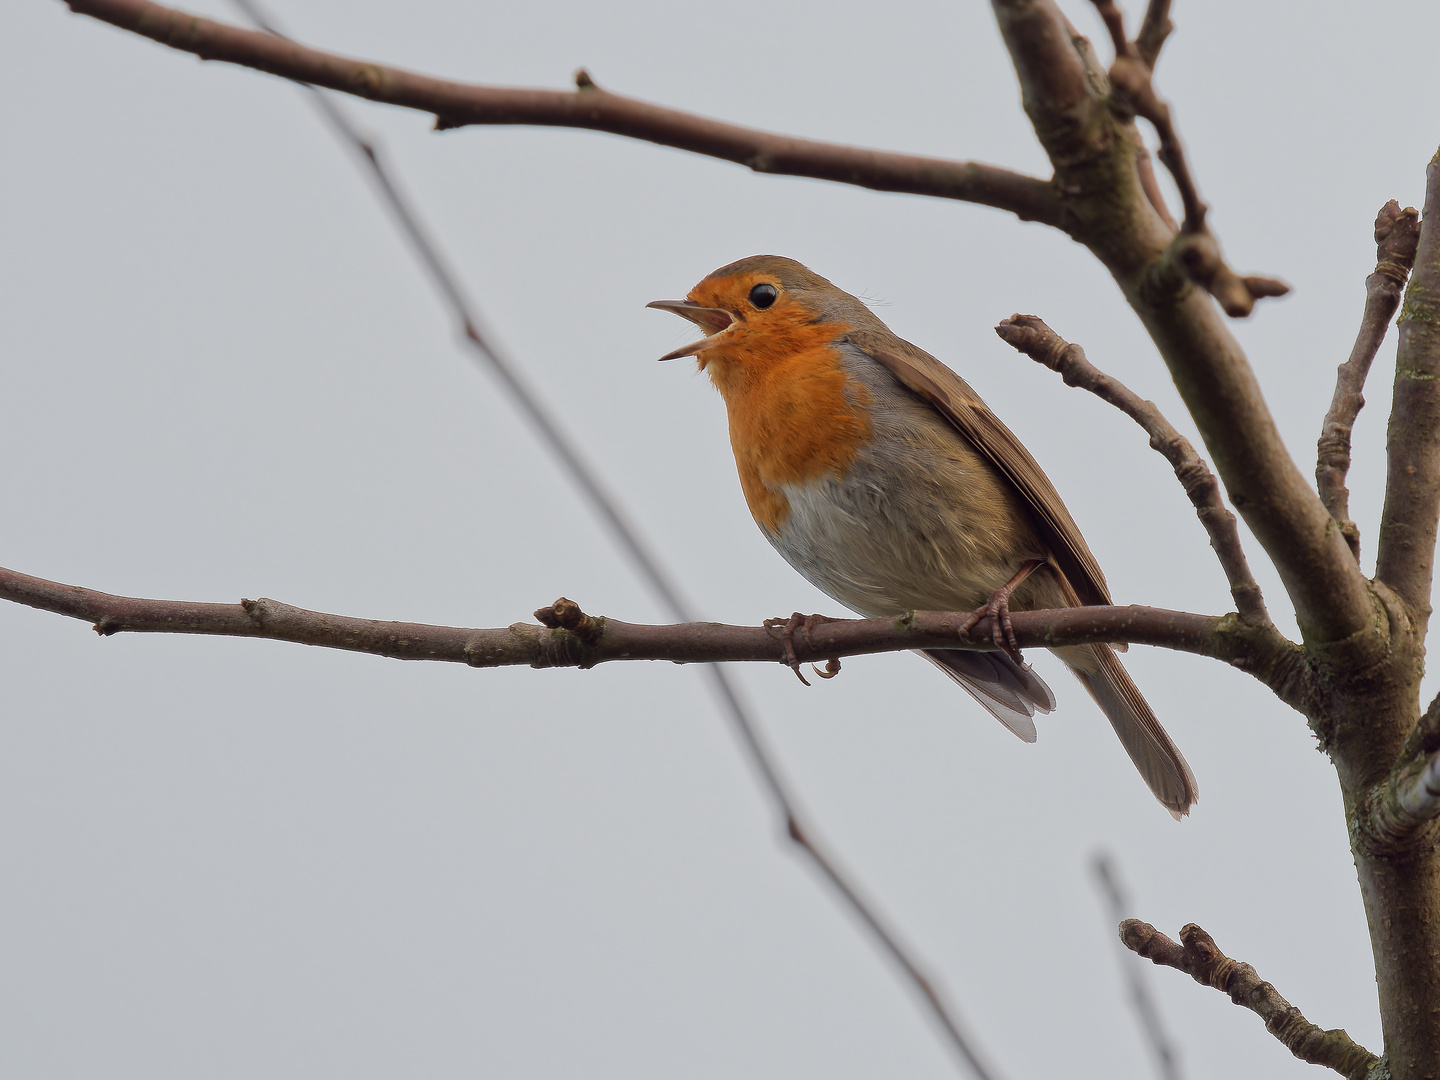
[646,299,735,361]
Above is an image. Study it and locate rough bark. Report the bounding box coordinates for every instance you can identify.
[1349,149,1440,1078]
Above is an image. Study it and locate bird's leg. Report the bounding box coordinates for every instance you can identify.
[764,612,841,685]
[956,559,1047,665]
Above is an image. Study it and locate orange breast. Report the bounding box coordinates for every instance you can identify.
[701,318,872,534]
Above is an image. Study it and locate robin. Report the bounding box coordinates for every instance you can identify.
[649,255,1196,817]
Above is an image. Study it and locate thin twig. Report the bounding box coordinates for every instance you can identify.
[1120,921,1380,1080]
[64,0,1062,226]
[1132,133,1178,234]
[1317,200,1422,559]
[208,4,1004,1074]
[995,315,1269,624]
[1090,855,1184,1080]
[1088,0,1288,317]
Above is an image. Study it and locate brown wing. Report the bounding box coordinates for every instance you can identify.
[849,328,1112,607]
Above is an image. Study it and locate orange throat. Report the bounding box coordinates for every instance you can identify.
[700,320,871,534]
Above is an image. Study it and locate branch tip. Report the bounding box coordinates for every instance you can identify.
[1081,1,1287,317]
[1123,919,1380,1079]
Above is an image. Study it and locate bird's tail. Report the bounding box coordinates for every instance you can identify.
[1054,643,1198,818]
[919,648,1056,743]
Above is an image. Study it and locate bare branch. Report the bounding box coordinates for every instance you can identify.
[1132,133,1178,234]
[1317,201,1422,559]
[0,565,1313,706]
[0,564,1209,663]
[1134,0,1174,69]
[1089,0,1288,318]
[995,315,1269,625]
[65,0,1061,226]
[984,0,1376,657]
[989,0,1099,169]
[1377,149,1440,626]
[1120,921,1380,1080]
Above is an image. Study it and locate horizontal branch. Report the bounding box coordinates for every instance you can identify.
[1120,920,1380,1080]
[0,565,1312,701]
[66,0,1062,225]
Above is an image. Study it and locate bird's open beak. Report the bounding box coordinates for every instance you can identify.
[646,299,735,361]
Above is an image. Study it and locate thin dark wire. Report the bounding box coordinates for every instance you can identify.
[224,4,998,1074]
[1091,853,1185,1080]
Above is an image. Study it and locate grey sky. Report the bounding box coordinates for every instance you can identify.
[3,1,1436,1076]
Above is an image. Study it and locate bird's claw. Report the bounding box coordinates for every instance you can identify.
[764,613,839,686]
[957,591,1026,666]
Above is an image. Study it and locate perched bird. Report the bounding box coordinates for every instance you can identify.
[649,255,1197,817]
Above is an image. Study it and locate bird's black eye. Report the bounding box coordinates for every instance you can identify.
[749,283,778,309]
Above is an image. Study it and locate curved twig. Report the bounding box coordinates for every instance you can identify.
[64,0,1061,226]
[995,314,1269,625]
[1120,921,1380,1080]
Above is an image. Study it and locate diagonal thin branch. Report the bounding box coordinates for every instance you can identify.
[168,4,1009,1073]
[1091,855,1184,1080]
[995,314,1269,625]
[65,0,1062,226]
[1317,200,1422,560]
[1376,148,1440,629]
[1120,920,1380,1080]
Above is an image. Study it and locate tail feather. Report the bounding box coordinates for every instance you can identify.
[1057,643,1198,818]
[919,648,1056,743]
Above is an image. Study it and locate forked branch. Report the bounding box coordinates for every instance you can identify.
[989,0,1376,654]
[1120,920,1380,1080]
[995,314,1269,624]
[1317,201,1422,560]
[1133,0,1173,69]
[1088,0,1287,317]
[65,0,1061,225]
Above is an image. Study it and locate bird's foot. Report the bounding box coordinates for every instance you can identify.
[764,612,841,686]
[956,560,1046,665]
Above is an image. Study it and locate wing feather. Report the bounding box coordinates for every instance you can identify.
[849,329,1112,607]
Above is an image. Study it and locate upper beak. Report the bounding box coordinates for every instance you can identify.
[646,299,735,361]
